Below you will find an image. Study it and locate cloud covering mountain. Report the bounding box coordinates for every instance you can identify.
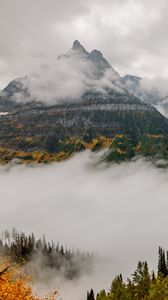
[0,0,168,89]
[7,40,121,104]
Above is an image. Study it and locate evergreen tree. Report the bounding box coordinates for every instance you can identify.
[158,247,168,277]
[0,229,92,281]
[111,274,125,300]
[96,290,107,300]
[87,289,95,300]
[152,271,156,282]
[132,261,150,299]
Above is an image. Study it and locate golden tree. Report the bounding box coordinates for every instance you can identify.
[0,264,58,300]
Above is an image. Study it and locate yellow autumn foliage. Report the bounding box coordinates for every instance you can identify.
[0,135,113,164]
[0,264,58,300]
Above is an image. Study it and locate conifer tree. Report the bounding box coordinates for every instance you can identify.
[87,289,95,300]
[158,247,168,277]
[132,261,150,299]
[111,274,126,300]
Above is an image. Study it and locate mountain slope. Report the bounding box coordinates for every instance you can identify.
[0,41,168,163]
[154,95,168,118]
[120,74,161,104]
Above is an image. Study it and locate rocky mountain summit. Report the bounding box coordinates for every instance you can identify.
[0,41,168,164]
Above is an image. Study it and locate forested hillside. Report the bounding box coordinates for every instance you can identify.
[0,229,93,281]
[88,247,168,300]
[1,133,168,165]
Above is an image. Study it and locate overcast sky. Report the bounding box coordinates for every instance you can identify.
[0,0,168,89]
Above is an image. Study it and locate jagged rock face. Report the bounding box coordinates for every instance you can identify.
[120,75,142,94]
[0,42,143,111]
[63,39,119,79]
[0,40,120,110]
[120,75,147,101]
[120,74,164,105]
[0,77,29,111]
[154,96,168,118]
[0,41,168,155]
[89,49,112,73]
[72,40,87,54]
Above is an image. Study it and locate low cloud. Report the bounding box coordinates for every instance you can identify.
[12,54,122,105]
[123,76,168,104]
[140,77,168,100]
[1,152,168,298]
[1,0,168,89]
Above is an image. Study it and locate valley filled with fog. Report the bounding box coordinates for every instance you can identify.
[0,152,168,299]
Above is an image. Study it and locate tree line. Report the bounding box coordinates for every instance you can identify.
[0,229,93,280]
[87,247,168,300]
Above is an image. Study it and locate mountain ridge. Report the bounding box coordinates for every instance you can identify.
[0,41,168,164]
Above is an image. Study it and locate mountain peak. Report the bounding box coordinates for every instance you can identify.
[72,40,87,53]
[89,49,113,71]
[123,74,142,82]
[90,49,103,58]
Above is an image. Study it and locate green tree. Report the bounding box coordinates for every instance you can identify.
[87,289,95,300]
[158,247,168,277]
[132,261,150,299]
[96,289,109,300]
[148,275,168,300]
[111,274,126,300]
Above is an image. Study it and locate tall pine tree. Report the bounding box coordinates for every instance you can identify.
[158,247,168,277]
[87,289,95,300]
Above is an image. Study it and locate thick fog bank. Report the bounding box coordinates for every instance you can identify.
[0,152,168,299]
